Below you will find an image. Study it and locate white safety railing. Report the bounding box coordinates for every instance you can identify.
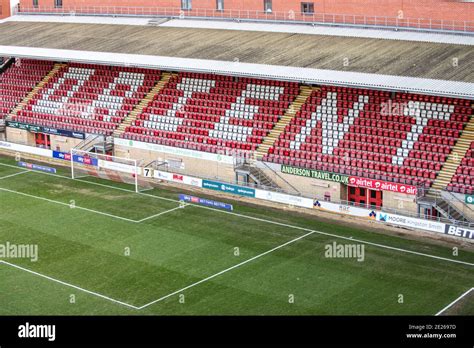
[14,6,474,33]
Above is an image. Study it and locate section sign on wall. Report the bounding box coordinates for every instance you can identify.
[202,180,255,197]
[465,195,474,204]
[349,177,417,195]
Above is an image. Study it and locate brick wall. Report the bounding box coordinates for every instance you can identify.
[0,0,12,19]
[17,0,473,22]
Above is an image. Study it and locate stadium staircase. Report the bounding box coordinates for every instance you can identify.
[113,72,176,138]
[235,162,278,190]
[6,63,66,123]
[431,110,474,191]
[0,57,14,135]
[255,85,315,160]
[422,107,474,223]
[0,57,14,73]
[75,134,112,154]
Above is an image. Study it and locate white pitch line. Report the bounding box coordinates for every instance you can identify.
[0,162,471,267]
[137,205,188,223]
[0,161,473,310]
[0,187,138,224]
[184,204,474,267]
[137,229,315,309]
[0,170,30,180]
[0,260,139,310]
[138,229,474,309]
[0,162,178,204]
[435,287,474,316]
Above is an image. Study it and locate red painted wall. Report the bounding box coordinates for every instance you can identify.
[17,0,474,23]
[1,0,11,19]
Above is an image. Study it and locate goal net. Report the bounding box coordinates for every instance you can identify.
[70,149,153,193]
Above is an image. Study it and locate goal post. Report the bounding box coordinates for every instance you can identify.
[70,149,153,193]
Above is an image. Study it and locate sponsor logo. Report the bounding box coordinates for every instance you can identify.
[18,162,57,174]
[378,213,388,222]
[172,174,184,182]
[7,121,85,139]
[0,141,12,149]
[349,177,417,195]
[281,165,349,184]
[202,180,255,197]
[377,213,445,233]
[444,225,474,240]
[179,194,233,211]
[72,132,84,139]
[190,179,200,186]
[155,171,168,179]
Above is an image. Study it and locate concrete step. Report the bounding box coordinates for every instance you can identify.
[255,85,314,159]
[113,72,175,139]
[430,113,474,190]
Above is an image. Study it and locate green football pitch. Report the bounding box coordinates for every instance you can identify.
[0,155,473,315]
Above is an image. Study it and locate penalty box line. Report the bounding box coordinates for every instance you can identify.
[136,205,189,223]
[0,259,140,310]
[0,163,186,223]
[0,167,186,224]
[0,163,472,263]
[0,221,318,311]
[0,186,186,224]
[0,170,30,180]
[0,162,472,264]
[0,186,139,224]
[435,287,474,316]
[0,162,473,309]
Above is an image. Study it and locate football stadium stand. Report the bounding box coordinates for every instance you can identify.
[262,86,473,188]
[1,60,472,193]
[10,62,161,136]
[0,14,472,225]
[0,59,54,122]
[447,142,474,194]
[120,72,300,156]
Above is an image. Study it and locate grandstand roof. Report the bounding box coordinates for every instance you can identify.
[2,45,473,99]
[0,21,472,83]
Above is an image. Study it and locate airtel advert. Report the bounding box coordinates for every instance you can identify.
[348,177,417,195]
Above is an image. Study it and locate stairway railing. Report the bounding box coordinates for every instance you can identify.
[260,161,300,195]
[440,190,474,221]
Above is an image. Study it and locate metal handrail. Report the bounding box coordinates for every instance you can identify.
[441,189,474,215]
[14,6,474,34]
[260,160,301,195]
